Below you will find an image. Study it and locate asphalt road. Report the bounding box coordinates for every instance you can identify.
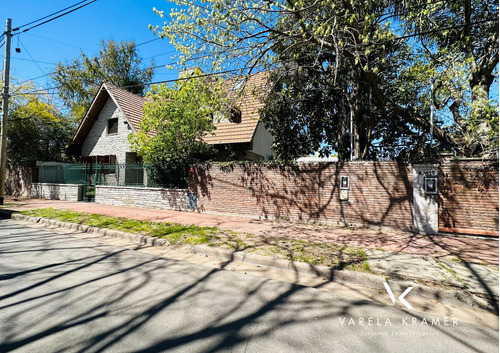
[0,219,497,353]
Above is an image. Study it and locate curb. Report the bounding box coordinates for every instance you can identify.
[9,213,497,312]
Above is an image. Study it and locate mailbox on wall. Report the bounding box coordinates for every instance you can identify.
[340,176,350,190]
[424,176,438,194]
[339,176,349,201]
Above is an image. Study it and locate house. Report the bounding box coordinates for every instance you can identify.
[66,71,275,163]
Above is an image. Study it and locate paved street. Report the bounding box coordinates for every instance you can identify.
[0,219,498,353]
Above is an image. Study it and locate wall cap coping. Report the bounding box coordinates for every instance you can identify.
[32,183,83,187]
[95,185,188,192]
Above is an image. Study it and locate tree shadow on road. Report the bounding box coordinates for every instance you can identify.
[0,221,497,353]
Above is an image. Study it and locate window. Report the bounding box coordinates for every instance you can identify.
[107,118,118,134]
[231,79,245,91]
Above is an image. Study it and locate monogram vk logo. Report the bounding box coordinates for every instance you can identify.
[383,282,414,310]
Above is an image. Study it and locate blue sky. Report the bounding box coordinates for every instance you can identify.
[1,0,178,94]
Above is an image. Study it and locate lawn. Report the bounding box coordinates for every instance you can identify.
[20,208,371,272]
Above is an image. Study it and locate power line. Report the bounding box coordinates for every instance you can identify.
[24,33,92,51]
[19,39,46,75]
[16,73,52,86]
[136,38,161,47]
[0,55,57,65]
[13,0,98,34]
[13,66,256,96]
[13,0,96,32]
[393,17,498,42]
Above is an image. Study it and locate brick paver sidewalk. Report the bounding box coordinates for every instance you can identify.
[4,197,499,265]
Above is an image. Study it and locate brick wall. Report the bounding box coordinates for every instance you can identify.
[95,185,190,211]
[190,161,414,230]
[190,160,499,234]
[439,160,499,235]
[6,163,33,197]
[30,183,82,202]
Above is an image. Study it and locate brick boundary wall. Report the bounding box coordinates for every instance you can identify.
[189,161,415,231]
[189,160,499,235]
[439,160,499,236]
[6,163,33,197]
[30,183,82,202]
[95,185,190,211]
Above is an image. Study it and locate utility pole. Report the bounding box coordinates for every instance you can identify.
[430,80,435,150]
[0,18,12,205]
[349,108,353,162]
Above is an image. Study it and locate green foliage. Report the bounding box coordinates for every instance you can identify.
[153,0,498,159]
[20,208,219,246]
[129,69,226,165]
[4,81,74,166]
[52,40,154,122]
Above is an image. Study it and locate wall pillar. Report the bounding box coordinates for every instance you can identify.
[412,164,439,235]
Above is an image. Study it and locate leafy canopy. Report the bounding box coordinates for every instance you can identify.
[129,69,227,165]
[3,81,74,166]
[152,0,498,159]
[52,39,155,122]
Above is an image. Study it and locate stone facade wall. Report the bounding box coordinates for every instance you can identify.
[81,97,133,163]
[95,185,190,211]
[189,162,414,231]
[30,183,82,201]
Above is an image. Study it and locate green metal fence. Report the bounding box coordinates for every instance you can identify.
[37,163,188,189]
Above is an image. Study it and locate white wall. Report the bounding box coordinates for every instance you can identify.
[250,122,274,160]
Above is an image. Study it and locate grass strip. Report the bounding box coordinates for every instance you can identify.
[19,207,371,272]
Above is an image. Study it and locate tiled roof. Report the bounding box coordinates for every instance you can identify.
[203,71,269,145]
[67,71,269,155]
[103,82,147,132]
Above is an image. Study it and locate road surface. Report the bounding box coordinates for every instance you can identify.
[0,219,497,353]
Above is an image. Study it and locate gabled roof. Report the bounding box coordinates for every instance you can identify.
[66,72,270,155]
[66,82,147,155]
[203,71,270,145]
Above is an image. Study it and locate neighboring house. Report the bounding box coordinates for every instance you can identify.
[66,72,274,163]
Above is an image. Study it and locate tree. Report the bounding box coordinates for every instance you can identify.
[52,39,155,121]
[400,0,499,157]
[151,0,498,159]
[3,82,74,166]
[260,15,426,161]
[129,69,226,166]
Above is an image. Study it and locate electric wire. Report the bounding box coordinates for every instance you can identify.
[13,0,98,34]
[13,0,97,32]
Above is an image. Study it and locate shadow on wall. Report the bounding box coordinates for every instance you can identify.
[439,160,499,231]
[190,161,414,231]
[159,189,188,211]
[5,162,34,197]
[350,161,413,231]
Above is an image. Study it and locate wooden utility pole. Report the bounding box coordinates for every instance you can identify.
[0,18,12,205]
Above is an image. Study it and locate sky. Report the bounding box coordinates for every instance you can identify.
[1,1,497,109]
[1,0,178,98]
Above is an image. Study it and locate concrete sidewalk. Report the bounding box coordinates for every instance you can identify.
[2,197,499,303]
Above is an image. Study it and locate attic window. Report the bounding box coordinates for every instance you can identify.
[107,118,118,134]
[231,79,245,91]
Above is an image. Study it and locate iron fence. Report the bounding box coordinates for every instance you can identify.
[36,163,188,189]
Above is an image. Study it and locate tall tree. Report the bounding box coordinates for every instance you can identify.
[129,69,226,166]
[151,0,498,159]
[52,39,155,122]
[2,81,74,166]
